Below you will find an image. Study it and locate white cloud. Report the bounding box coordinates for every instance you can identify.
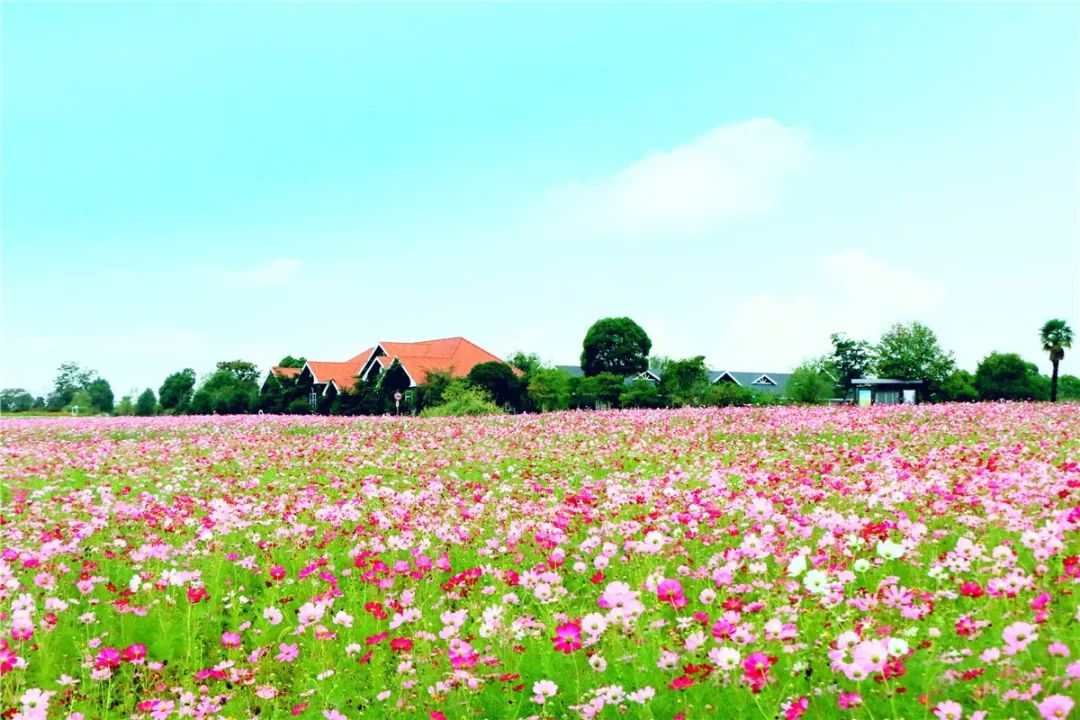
[222,258,300,288]
[542,118,808,241]
[707,250,944,371]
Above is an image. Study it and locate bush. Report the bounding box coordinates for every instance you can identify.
[421,381,503,417]
[786,362,837,404]
[621,379,662,408]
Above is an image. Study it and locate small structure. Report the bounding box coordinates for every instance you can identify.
[850,378,922,406]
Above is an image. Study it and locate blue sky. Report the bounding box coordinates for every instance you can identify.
[3,3,1079,397]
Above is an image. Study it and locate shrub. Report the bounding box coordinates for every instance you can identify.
[421,380,504,417]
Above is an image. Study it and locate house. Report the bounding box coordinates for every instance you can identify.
[261,365,300,392]
[850,378,922,406]
[707,371,792,397]
[264,337,512,402]
[555,366,792,395]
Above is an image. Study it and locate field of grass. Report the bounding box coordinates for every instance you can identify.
[1,404,1077,720]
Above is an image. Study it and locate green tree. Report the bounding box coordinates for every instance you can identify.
[135,388,158,416]
[417,370,454,411]
[46,361,97,411]
[277,355,307,369]
[875,322,956,401]
[658,356,710,407]
[620,379,662,408]
[580,317,651,377]
[829,333,875,392]
[940,369,979,402]
[975,352,1048,401]
[159,369,197,413]
[526,368,571,412]
[1039,319,1074,402]
[68,389,94,414]
[786,360,836,404]
[85,378,114,413]
[467,362,524,411]
[1057,374,1080,400]
[648,355,673,375]
[0,388,35,412]
[507,351,543,377]
[189,363,260,415]
[216,360,260,386]
[114,394,136,416]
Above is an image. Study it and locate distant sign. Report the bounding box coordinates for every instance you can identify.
[393,392,402,402]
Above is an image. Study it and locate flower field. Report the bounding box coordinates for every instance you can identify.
[1,405,1078,720]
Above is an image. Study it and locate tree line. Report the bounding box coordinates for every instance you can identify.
[1,317,1074,416]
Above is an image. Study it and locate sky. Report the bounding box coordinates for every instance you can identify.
[3,3,1079,398]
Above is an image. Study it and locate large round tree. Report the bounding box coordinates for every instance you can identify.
[580,317,652,377]
[1040,318,1074,402]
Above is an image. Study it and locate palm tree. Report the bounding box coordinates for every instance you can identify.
[1040,319,1074,402]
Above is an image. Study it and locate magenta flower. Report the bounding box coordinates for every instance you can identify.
[95,647,121,670]
[552,621,582,654]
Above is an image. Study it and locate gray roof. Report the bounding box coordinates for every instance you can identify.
[851,378,924,387]
[708,371,793,394]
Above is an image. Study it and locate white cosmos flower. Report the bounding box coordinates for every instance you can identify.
[803,569,829,594]
[786,553,808,577]
[876,540,904,561]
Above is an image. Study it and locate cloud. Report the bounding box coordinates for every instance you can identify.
[222,258,300,288]
[707,250,944,371]
[541,118,808,242]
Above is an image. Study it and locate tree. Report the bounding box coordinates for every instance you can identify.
[657,356,710,407]
[648,355,673,375]
[580,317,651,377]
[115,394,136,416]
[940,370,979,402]
[85,378,114,413]
[277,355,307,369]
[1039,319,1074,402]
[189,363,260,415]
[620,379,662,408]
[46,361,97,411]
[1058,374,1080,400]
[526,368,571,412]
[159,369,197,413]
[975,352,1048,401]
[417,370,454,411]
[69,389,94,414]
[216,360,260,386]
[0,388,35,412]
[467,362,524,411]
[829,333,875,392]
[507,351,543,377]
[875,322,956,401]
[786,360,836,404]
[135,388,158,416]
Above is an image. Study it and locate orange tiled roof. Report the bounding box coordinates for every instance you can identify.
[305,361,361,385]
[270,366,301,379]
[378,337,510,385]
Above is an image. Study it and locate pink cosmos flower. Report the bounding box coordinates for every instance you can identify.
[933,700,963,720]
[1036,695,1074,720]
[838,692,862,710]
[221,632,241,649]
[275,643,299,663]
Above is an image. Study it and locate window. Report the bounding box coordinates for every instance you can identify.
[752,375,776,386]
